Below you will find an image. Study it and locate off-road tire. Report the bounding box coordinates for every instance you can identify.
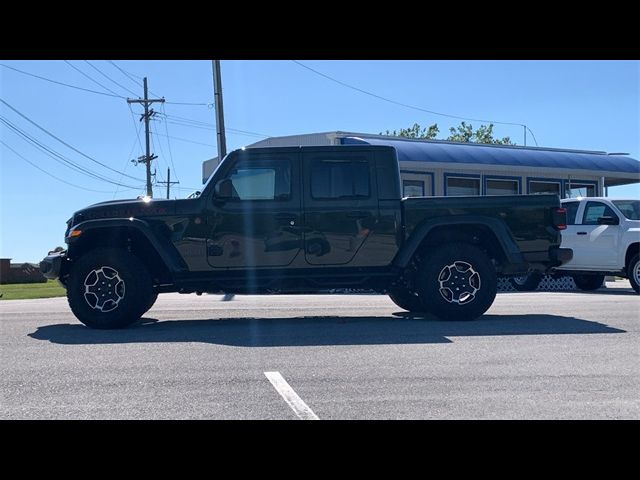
[145,292,159,313]
[67,248,152,329]
[416,243,497,321]
[388,288,425,312]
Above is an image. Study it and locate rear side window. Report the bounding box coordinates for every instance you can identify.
[582,202,618,225]
[563,201,580,225]
[311,159,370,199]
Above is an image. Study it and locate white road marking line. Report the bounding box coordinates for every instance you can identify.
[264,371,319,420]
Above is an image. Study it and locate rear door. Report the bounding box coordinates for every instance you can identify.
[302,151,378,265]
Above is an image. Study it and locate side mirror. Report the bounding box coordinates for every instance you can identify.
[597,216,619,225]
[215,179,233,200]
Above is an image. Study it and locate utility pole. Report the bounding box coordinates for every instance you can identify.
[127,77,165,197]
[212,60,227,161]
[157,168,179,199]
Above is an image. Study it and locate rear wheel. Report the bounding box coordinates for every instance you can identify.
[388,288,425,312]
[508,272,543,291]
[145,292,159,313]
[67,248,152,329]
[572,274,605,291]
[627,254,640,294]
[416,243,497,321]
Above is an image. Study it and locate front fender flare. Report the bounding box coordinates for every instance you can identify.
[67,217,186,274]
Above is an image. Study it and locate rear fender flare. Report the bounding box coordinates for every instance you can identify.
[393,216,524,268]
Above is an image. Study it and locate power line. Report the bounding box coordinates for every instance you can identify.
[107,61,212,105]
[1,140,121,193]
[165,101,212,106]
[158,112,270,137]
[1,98,144,182]
[526,126,539,147]
[160,103,178,181]
[107,60,143,85]
[151,131,217,147]
[113,123,145,199]
[158,116,269,138]
[63,60,122,96]
[2,62,211,109]
[1,117,143,189]
[84,60,139,97]
[128,104,145,155]
[0,63,126,99]
[148,124,166,183]
[292,60,532,130]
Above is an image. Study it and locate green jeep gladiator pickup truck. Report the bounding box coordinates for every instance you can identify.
[40,145,571,328]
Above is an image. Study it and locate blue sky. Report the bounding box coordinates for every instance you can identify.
[1,60,638,262]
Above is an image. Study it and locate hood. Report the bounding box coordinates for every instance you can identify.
[71,198,179,225]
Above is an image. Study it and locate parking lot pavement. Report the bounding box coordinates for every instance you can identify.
[1,283,638,419]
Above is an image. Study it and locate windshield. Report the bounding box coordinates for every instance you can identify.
[612,200,640,220]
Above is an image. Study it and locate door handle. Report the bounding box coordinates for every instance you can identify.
[577,232,587,235]
[346,211,372,219]
[275,213,297,225]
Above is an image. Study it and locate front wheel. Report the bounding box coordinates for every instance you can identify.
[572,274,605,291]
[508,272,543,291]
[67,248,153,329]
[416,243,497,321]
[627,254,640,294]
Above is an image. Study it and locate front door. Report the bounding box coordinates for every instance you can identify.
[564,201,620,269]
[205,151,302,269]
[302,151,378,266]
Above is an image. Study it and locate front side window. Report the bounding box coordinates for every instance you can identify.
[582,202,618,225]
[311,159,370,199]
[447,177,480,196]
[226,159,291,200]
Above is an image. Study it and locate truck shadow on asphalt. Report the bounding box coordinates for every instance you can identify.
[28,314,625,347]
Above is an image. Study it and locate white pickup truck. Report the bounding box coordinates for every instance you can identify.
[509,197,640,293]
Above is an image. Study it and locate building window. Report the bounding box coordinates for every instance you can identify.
[401,171,433,196]
[403,180,424,197]
[565,182,596,198]
[486,178,519,195]
[529,180,561,195]
[311,159,370,199]
[226,159,291,201]
[446,176,480,196]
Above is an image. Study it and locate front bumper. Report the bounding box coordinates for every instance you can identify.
[549,247,573,266]
[39,250,66,280]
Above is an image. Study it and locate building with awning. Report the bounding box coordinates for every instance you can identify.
[202,131,640,198]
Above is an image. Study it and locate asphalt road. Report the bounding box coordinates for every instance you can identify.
[1,282,639,419]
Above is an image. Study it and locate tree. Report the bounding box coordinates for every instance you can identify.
[382,121,515,145]
[381,122,439,139]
